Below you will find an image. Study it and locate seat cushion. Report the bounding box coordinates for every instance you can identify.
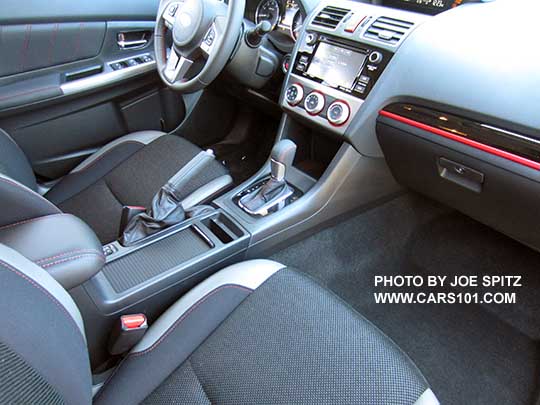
[46,133,228,244]
[95,260,437,405]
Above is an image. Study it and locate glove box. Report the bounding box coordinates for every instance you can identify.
[377,107,540,252]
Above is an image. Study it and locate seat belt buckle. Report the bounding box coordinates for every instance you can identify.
[108,314,148,355]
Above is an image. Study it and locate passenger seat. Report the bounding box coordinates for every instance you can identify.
[0,246,438,404]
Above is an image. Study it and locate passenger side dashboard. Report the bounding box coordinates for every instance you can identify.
[281,0,540,252]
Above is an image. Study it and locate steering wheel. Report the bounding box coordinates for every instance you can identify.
[154,0,245,93]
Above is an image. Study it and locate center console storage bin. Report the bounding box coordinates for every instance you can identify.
[83,210,249,314]
[103,227,211,293]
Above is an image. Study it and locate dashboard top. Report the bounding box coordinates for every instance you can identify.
[377,0,472,16]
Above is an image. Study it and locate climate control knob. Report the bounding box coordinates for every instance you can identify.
[285,83,303,106]
[304,91,325,115]
[327,100,350,126]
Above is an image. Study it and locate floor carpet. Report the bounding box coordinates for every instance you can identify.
[271,193,540,405]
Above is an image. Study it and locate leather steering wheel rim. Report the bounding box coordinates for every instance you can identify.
[155,0,245,93]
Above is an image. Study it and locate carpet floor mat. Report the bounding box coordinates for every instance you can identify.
[271,193,540,405]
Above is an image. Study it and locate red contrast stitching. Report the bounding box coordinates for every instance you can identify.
[40,253,105,269]
[96,284,253,398]
[35,249,104,264]
[131,284,253,357]
[0,260,85,343]
[20,24,32,71]
[47,23,59,65]
[73,22,84,59]
[0,213,67,231]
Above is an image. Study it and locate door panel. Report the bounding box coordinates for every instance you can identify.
[0,0,186,180]
[0,22,106,77]
[0,0,160,24]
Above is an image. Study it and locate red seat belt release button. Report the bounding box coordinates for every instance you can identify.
[121,314,147,330]
[108,314,148,355]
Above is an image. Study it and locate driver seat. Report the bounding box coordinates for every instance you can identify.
[0,129,232,244]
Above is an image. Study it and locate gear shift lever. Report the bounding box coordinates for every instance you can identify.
[269,139,297,181]
[239,140,297,216]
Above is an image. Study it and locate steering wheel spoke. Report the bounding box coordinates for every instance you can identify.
[164,47,194,83]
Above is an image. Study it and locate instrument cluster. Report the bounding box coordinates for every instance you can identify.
[254,0,305,41]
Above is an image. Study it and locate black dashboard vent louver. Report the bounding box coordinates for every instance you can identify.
[312,6,350,29]
[364,16,414,44]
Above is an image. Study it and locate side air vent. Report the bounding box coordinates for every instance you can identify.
[364,16,414,44]
[312,6,350,29]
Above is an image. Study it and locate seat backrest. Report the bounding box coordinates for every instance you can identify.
[0,244,92,405]
[0,128,36,190]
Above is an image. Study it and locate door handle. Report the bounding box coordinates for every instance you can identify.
[118,39,148,49]
[117,32,151,50]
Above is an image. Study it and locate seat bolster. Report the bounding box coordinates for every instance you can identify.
[135,259,286,353]
[0,244,85,336]
[0,174,61,227]
[94,260,286,405]
[70,131,166,173]
[45,132,165,205]
[0,244,91,405]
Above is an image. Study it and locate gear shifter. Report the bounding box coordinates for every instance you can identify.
[239,140,297,216]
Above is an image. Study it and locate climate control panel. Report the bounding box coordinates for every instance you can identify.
[283,76,360,133]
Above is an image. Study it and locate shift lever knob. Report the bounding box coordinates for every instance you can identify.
[270,139,297,181]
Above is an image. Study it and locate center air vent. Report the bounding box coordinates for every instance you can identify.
[364,16,414,44]
[312,6,350,29]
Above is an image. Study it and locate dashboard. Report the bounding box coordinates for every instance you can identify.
[246,0,306,48]
[273,0,540,252]
[379,0,465,15]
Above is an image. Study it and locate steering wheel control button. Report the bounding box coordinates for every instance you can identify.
[286,84,304,106]
[201,26,216,55]
[304,91,325,115]
[327,101,350,126]
[169,3,179,16]
[369,51,383,65]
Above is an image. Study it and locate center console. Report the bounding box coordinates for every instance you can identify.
[76,0,428,372]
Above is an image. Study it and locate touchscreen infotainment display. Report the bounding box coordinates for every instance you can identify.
[306,43,367,90]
